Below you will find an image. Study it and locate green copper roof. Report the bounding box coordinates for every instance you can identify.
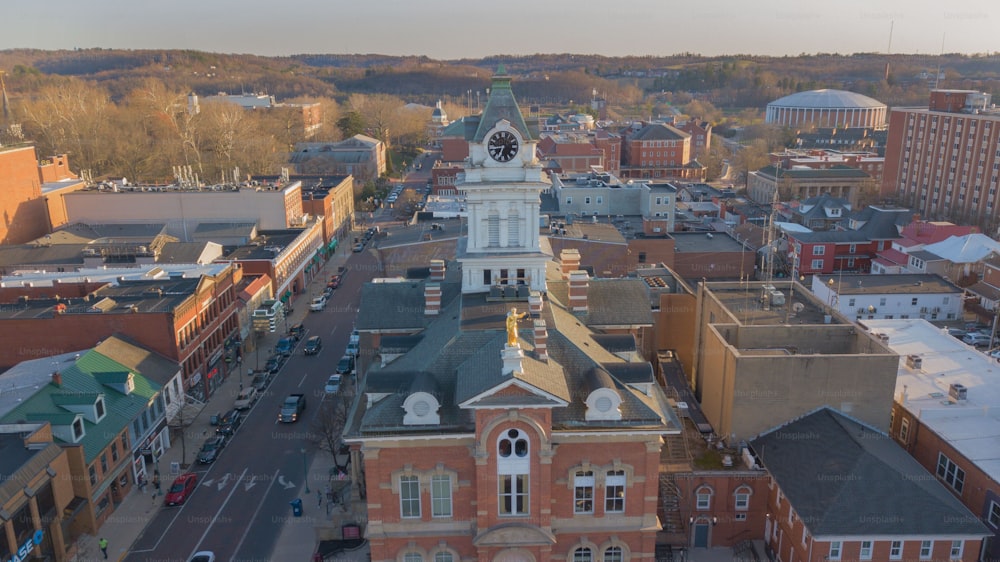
[472,68,533,143]
[1,349,161,463]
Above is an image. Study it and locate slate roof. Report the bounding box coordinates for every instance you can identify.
[355,277,461,332]
[92,334,180,388]
[0,349,160,463]
[472,67,533,143]
[749,408,988,538]
[546,276,654,327]
[630,123,690,142]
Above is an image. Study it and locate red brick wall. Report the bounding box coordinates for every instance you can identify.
[0,146,48,243]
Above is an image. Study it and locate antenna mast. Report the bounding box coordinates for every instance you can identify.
[884,21,894,81]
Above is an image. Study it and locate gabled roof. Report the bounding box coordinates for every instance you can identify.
[923,234,1000,264]
[1,349,160,463]
[749,408,988,538]
[546,277,654,327]
[472,67,533,143]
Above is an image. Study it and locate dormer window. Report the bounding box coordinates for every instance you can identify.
[585,388,622,421]
[95,396,106,421]
[72,418,85,442]
[402,392,441,425]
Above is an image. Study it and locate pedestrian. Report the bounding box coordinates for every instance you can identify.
[317,489,323,508]
[99,537,109,559]
[138,475,146,493]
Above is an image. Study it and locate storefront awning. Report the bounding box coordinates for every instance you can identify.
[327,239,339,251]
[281,290,292,302]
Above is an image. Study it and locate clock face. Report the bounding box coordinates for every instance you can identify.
[487,130,519,162]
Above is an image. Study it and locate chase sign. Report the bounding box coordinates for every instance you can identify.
[7,529,44,562]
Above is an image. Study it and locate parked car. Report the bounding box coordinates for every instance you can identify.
[990,349,1000,361]
[233,387,258,410]
[328,274,342,289]
[309,295,328,312]
[325,374,342,394]
[216,409,243,436]
[304,335,323,355]
[197,436,227,464]
[189,553,216,562]
[352,243,364,253]
[336,355,355,375]
[265,355,282,374]
[323,286,334,299]
[251,372,270,392]
[963,332,992,347]
[164,473,198,506]
[346,341,359,357]
[947,328,968,339]
[275,337,297,356]
[287,323,305,340]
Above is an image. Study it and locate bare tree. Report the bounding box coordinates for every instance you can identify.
[311,396,350,474]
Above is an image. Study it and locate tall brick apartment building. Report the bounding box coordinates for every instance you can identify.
[346,70,681,562]
[882,89,1000,227]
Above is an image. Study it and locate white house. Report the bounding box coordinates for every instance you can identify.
[810,273,963,321]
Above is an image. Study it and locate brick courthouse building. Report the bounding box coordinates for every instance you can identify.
[346,69,681,562]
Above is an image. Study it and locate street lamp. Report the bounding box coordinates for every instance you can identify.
[301,447,310,494]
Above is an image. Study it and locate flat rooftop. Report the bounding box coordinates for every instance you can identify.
[0,433,38,479]
[707,281,845,326]
[863,318,1000,484]
[224,231,302,261]
[829,273,962,295]
[672,232,746,253]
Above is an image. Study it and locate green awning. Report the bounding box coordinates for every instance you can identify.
[281,291,292,302]
[327,239,338,251]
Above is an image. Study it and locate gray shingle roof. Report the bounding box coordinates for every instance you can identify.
[631,123,690,142]
[547,278,654,327]
[749,408,989,537]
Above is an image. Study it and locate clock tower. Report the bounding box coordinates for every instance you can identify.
[458,66,551,294]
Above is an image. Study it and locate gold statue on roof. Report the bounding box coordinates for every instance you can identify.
[506,307,527,347]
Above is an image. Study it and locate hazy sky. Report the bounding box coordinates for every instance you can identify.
[3,0,997,59]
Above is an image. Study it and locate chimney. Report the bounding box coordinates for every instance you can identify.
[560,249,581,280]
[568,270,589,312]
[51,371,62,387]
[528,290,544,316]
[429,259,446,281]
[424,282,442,316]
[533,320,548,361]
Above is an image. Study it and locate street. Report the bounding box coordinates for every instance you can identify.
[125,248,381,562]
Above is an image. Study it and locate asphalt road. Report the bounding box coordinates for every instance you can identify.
[125,249,380,562]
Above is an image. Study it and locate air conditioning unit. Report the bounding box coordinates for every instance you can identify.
[948,383,967,401]
[905,354,922,369]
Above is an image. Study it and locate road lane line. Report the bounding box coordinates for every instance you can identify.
[189,467,248,557]
[228,469,281,562]
[298,372,308,387]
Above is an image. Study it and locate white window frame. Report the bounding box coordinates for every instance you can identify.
[399,475,421,519]
[404,553,423,562]
[920,540,932,559]
[989,500,1000,528]
[696,487,712,510]
[604,546,623,562]
[431,474,452,517]
[573,547,593,562]
[574,471,595,514]
[860,541,873,560]
[829,541,841,560]
[813,245,826,256]
[811,259,824,270]
[900,417,910,443]
[605,470,626,513]
[951,541,963,559]
[497,429,530,516]
[890,540,903,560]
[936,453,966,493]
[734,486,750,511]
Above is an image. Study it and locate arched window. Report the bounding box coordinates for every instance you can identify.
[734,485,752,511]
[573,548,593,562]
[497,428,529,515]
[604,547,624,562]
[695,485,713,510]
[404,553,423,562]
[434,552,453,562]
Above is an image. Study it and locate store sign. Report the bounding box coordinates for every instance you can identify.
[8,529,44,562]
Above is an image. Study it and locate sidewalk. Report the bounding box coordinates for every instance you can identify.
[72,239,358,562]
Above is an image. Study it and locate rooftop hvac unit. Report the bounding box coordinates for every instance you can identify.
[769,290,786,306]
[675,402,690,417]
[905,354,922,369]
[949,383,967,401]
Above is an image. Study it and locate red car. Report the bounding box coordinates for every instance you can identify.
[164,473,198,506]
[328,275,342,289]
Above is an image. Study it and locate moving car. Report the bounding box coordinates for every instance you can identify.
[304,335,323,355]
[287,323,305,340]
[164,473,198,506]
[309,295,328,312]
[324,374,342,394]
[215,409,243,436]
[189,552,216,562]
[279,394,307,423]
[197,436,227,464]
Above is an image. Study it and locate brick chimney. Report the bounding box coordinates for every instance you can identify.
[528,290,544,316]
[51,371,62,387]
[533,320,548,361]
[429,259,446,281]
[568,270,589,312]
[424,282,442,315]
[560,249,581,280]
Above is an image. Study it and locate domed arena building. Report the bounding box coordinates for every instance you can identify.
[765,89,887,129]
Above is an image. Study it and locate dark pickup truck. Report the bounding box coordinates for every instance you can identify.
[279,394,306,423]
